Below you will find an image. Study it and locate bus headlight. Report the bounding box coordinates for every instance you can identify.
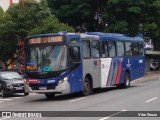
[58,76,68,85]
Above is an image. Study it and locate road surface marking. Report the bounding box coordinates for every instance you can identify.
[69,97,86,102]
[30,93,37,95]
[0,99,12,101]
[99,110,127,120]
[145,97,158,103]
[12,97,22,99]
[154,81,160,84]
[0,101,4,103]
[0,117,11,120]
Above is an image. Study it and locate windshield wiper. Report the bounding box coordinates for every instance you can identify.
[2,78,10,80]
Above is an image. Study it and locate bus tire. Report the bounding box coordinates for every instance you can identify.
[45,93,55,99]
[117,72,130,88]
[82,77,91,96]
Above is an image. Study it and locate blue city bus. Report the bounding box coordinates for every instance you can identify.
[24,32,145,98]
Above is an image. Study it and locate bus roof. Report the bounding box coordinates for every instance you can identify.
[26,32,76,39]
[26,32,99,40]
[87,32,144,42]
[26,32,143,42]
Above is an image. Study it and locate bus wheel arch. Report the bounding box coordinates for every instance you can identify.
[124,70,130,88]
[82,74,93,96]
[117,70,130,89]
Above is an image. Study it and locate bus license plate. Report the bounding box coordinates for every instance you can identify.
[39,86,47,90]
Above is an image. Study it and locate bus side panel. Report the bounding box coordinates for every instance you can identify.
[69,64,83,93]
[100,58,112,87]
[106,58,119,86]
[118,57,130,84]
[101,58,124,87]
[83,59,101,89]
[130,56,145,80]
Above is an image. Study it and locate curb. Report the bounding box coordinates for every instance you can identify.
[132,71,160,83]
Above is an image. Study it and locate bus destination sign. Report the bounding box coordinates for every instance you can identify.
[29,36,63,44]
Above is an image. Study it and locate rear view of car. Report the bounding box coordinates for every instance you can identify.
[0,71,29,97]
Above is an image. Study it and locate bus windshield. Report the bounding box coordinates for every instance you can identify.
[25,45,68,72]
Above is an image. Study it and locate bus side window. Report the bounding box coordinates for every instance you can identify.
[125,42,132,56]
[133,42,139,56]
[101,41,109,58]
[91,40,100,58]
[108,41,116,57]
[82,40,91,59]
[117,41,125,57]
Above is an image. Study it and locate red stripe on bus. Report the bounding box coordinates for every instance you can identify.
[116,59,122,84]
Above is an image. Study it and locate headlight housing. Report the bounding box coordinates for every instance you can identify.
[58,76,68,85]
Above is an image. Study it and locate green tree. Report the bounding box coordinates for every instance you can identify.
[47,0,98,32]
[29,17,75,35]
[0,0,52,68]
[140,0,160,50]
[0,7,4,22]
[47,0,145,33]
[102,0,145,35]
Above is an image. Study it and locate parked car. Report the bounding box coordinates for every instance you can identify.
[0,71,29,97]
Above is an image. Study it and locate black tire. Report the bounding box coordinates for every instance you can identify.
[82,77,91,96]
[117,72,130,89]
[45,93,55,99]
[1,88,6,98]
[24,93,29,96]
[123,72,130,88]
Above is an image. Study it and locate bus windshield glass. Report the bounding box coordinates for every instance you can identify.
[25,45,68,72]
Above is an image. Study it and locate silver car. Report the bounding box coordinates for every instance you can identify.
[0,71,29,97]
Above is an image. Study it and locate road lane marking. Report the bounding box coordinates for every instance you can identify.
[145,97,158,103]
[0,117,11,120]
[69,97,86,102]
[99,110,127,120]
[154,81,160,84]
[0,99,12,101]
[12,97,22,99]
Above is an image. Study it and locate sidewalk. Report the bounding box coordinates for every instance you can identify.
[132,71,160,83]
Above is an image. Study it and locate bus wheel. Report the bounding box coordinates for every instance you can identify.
[45,93,55,99]
[82,77,91,96]
[117,72,130,88]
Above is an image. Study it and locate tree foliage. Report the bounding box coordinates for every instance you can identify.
[47,0,160,49]
[0,0,74,67]
[29,17,74,35]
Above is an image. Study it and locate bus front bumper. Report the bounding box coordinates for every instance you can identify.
[24,81,70,95]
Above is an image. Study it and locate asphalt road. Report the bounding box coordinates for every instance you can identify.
[0,72,160,120]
